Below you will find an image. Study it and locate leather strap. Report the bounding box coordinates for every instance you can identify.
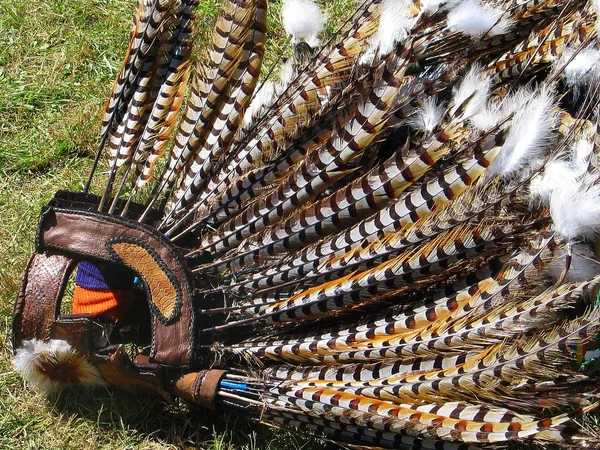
[37,206,196,367]
[13,252,75,348]
[92,346,172,402]
[173,370,227,409]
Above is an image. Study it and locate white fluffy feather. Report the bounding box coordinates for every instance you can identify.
[281,0,324,47]
[421,0,460,15]
[373,0,416,53]
[244,81,278,128]
[450,65,491,120]
[407,96,444,132]
[529,160,572,205]
[549,177,600,241]
[529,138,594,205]
[447,0,513,37]
[360,0,417,64]
[12,339,105,394]
[470,85,533,130]
[557,48,600,100]
[487,85,558,178]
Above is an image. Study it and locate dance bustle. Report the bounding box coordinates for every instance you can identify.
[12,0,600,448]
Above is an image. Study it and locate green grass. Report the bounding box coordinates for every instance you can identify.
[0,0,352,448]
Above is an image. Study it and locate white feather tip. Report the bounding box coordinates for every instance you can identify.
[450,65,491,120]
[550,179,600,242]
[282,0,324,47]
[447,0,513,38]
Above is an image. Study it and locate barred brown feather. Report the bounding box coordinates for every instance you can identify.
[21,0,600,449]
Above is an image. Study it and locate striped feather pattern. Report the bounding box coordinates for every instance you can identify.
[75,0,600,448]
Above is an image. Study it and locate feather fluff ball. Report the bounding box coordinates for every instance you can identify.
[12,339,105,394]
[281,0,324,47]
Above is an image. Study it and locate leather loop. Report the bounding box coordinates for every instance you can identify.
[173,370,227,409]
[13,252,75,349]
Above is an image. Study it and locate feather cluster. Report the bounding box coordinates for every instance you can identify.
[12,340,105,394]
[29,0,600,448]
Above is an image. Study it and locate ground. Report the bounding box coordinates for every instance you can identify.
[0,0,350,448]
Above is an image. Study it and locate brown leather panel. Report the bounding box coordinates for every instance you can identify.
[37,207,195,367]
[110,242,178,320]
[13,252,75,348]
[50,317,93,356]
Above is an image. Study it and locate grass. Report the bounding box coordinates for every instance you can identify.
[0,0,353,448]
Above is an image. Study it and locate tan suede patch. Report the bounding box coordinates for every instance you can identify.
[110,242,177,319]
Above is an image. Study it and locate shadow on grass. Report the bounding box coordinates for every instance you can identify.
[51,386,600,450]
[49,386,340,450]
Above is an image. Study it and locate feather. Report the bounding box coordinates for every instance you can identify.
[103,0,177,168]
[159,0,264,197]
[486,9,593,83]
[446,0,514,37]
[470,85,533,131]
[186,0,383,215]
[218,109,458,268]
[12,340,106,394]
[529,159,573,205]
[131,0,197,191]
[360,0,418,64]
[194,49,416,252]
[407,96,444,132]
[549,172,600,241]
[281,0,325,47]
[487,85,559,179]
[449,65,491,120]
